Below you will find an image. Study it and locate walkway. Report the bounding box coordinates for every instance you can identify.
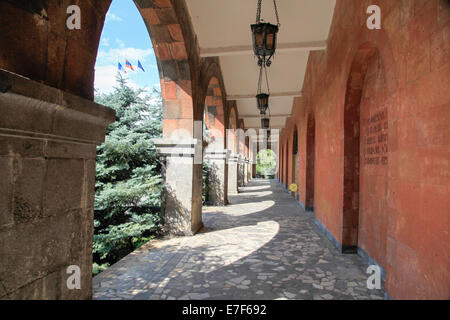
[93,180,385,300]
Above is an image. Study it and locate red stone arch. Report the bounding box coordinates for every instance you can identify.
[0,0,111,100]
[227,102,238,153]
[279,143,284,181]
[342,39,397,257]
[197,59,227,149]
[135,0,199,138]
[0,0,199,138]
[291,124,299,198]
[202,77,226,148]
[283,139,288,187]
[237,119,245,155]
[305,112,315,210]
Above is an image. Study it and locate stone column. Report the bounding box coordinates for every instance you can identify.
[243,158,249,185]
[237,154,245,188]
[153,139,203,236]
[248,159,253,182]
[227,153,239,194]
[0,70,115,299]
[204,149,230,206]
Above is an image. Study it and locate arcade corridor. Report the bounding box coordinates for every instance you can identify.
[93,180,384,300]
[0,0,448,300]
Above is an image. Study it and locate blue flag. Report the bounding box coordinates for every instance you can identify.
[137,60,145,72]
[118,62,127,74]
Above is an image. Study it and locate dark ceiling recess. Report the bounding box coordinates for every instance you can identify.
[2,0,48,17]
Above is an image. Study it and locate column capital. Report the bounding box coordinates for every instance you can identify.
[228,152,240,163]
[0,69,115,146]
[152,138,201,158]
[204,148,230,161]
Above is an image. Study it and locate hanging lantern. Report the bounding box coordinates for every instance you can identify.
[251,0,280,67]
[256,93,269,115]
[261,118,270,129]
[251,23,279,66]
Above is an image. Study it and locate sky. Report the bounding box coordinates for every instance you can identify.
[94,0,160,94]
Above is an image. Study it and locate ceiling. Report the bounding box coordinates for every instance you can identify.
[186,0,336,129]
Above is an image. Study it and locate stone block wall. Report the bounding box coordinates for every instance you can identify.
[0,70,115,299]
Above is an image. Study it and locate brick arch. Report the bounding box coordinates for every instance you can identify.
[341,36,398,101]
[237,119,245,155]
[227,102,238,153]
[196,58,226,119]
[279,144,284,181]
[227,101,238,130]
[305,112,315,210]
[342,45,383,253]
[197,59,227,149]
[0,0,200,138]
[0,0,111,100]
[283,139,288,187]
[135,0,200,138]
[202,77,225,143]
[291,124,299,198]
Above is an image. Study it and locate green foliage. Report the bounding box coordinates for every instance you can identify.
[256,149,277,178]
[92,262,110,276]
[93,74,163,272]
[202,161,211,205]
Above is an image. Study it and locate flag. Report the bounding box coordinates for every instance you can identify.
[137,60,145,72]
[125,60,135,71]
[118,62,126,74]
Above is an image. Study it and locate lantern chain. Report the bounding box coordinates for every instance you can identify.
[264,63,270,95]
[256,0,280,26]
[256,0,262,23]
[257,63,270,96]
[273,0,280,26]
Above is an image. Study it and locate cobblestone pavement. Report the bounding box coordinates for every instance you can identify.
[93,179,385,300]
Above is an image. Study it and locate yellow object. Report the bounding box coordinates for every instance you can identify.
[289,183,298,192]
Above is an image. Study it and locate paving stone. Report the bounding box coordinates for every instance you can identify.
[93,180,386,301]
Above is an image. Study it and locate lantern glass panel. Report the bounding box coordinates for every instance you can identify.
[251,23,279,57]
[266,33,274,50]
[255,31,264,48]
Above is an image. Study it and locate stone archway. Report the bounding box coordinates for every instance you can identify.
[291,126,299,199]
[0,0,201,299]
[202,76,228,206]
[305,114,315,211]
[342,45,389,255]
[226,103,239,195]
[284,140,289,187]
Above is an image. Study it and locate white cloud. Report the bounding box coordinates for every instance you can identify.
[115,38,125,48]
[94,65,140,94]
[106,12,123,23]
[101,37,110,47]
[96,46,154,66]
[94,65,160,95]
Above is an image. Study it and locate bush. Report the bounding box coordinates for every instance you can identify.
[202,161,211,205]
[256,149,277,177]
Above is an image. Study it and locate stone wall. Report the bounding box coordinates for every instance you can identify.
[0,70,115,299]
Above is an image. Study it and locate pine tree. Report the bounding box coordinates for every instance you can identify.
[92,74,163,274]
